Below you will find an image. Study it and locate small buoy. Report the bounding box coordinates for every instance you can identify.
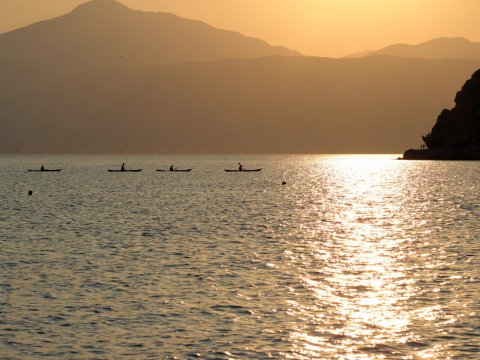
[28,190,33,196]
[282,181,287,185]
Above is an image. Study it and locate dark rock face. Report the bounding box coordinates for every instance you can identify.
[403,68,480,159]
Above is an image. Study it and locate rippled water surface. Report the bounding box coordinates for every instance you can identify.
[1,154,479,359]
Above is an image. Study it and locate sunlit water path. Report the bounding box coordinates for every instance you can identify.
[1,155,479,359]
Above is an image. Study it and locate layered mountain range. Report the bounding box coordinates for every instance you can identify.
[1,0,479,154]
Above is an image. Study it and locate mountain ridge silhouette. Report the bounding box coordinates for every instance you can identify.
[0,0,300,78]
[346,37,480,60]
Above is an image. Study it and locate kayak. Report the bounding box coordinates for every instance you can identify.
[156,169,192,172]
[108,169,142,172]
[225,169,262,172]
[27,169,62,172]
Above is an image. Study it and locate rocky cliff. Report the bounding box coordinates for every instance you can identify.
[403,68,480,160]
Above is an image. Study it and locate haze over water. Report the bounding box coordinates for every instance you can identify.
[1,155,479,359]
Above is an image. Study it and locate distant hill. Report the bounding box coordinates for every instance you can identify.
[346,38,480,60]
[1,56,479,154]
[343,50,374,59]
[0,0,299,84]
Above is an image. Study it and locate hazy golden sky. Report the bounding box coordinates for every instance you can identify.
[2,0,480,57]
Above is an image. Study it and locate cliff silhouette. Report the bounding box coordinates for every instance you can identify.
[403,69,480,159]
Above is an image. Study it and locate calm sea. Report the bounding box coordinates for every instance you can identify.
[1,154,479,359]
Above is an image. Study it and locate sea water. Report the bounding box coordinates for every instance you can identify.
[0,154,479,359]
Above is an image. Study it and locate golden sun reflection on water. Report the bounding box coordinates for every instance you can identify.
[287,155,442,359]
[2,154,478,358]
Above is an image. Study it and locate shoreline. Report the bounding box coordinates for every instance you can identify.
[400,148,480,160]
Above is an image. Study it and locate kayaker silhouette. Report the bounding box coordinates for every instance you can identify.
[170,165,175,171]
[41,165,45,171]
[121,163,125,171]
[238,163,243,171]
